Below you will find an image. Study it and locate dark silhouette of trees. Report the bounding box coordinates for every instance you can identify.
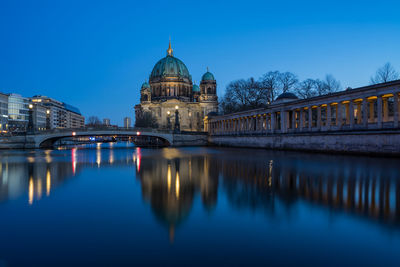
[135,110,158,128]
[296,75,341,99]
[370,62,399,84]
[258,71,282,103]
[279,72,299,93]
[220,70,343,114]
[220,77,269,114]
[297,79,318,99]
[87,116,102,127]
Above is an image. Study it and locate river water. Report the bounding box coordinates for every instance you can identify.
[0,143,399,266]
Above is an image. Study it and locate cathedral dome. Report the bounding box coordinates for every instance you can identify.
[149,41,191,82]
[201,71,215,81]
[192,84,200,92]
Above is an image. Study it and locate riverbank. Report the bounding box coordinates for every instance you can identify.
[208,129,400,156]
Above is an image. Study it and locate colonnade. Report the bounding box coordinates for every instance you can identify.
[208,83,400,135]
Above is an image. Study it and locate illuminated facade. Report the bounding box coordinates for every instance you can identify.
[31,95,85,129]
[0,92,8,132]
[135,41,218,131]
[7,93,29,132]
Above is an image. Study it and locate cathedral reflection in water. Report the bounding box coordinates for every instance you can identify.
[0,146,399,238]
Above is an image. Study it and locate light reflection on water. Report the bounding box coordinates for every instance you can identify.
[0,143,399,266]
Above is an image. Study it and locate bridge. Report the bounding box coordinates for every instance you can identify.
[1,127,208,149]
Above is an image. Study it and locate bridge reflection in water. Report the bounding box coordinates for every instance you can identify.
[0,146,399,237]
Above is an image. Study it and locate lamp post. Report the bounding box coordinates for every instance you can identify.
[174,105,180,133]
[27,104,34,133]
[46,109,51,130]
[167,110,171,130]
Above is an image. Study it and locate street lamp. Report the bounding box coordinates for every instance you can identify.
[27,103,34,133]
[46,109,51,130]
[174,106,180,133]
[167,110,171,129]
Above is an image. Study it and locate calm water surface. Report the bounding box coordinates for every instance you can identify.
[0,143,400,266]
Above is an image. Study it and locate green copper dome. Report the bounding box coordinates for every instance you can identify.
[201,71,215,81]
[141,82,150,89]
[150,55,190,81]
[192,84,200,92]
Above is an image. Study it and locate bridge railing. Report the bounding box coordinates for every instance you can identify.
[28,127,207,135]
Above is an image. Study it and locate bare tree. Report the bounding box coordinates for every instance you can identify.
[323,74,341,94]
[297,79,317,99]
[370,62,399,84]
[220,78,268,114]
[87,116,101,127]
[279,72,298,93]
[259,71,281,102]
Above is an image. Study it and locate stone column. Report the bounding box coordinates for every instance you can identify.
[271,112,276,133]
[394,93,399,128]
[383,97,389,122]
[299,109,304,131]
[357,102,362,124]
[261,114,267,133]
[292,110,296,130]
[281,110,286,133]
[362,98,368,128]
[345,103,350,126]
[317,106,322,130]
[377,96,383,128]
[349,101,355,129]
[308,107,313,131]
[369,100,375,123]
[326,104,331,131]
[337,103,342,128]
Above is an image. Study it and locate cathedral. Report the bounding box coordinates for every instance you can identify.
[134,41,218,131]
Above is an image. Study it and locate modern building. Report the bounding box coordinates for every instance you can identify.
[134,41,218,131]
[31,103,47,131]
[124,117,131,128]
[103,118,110,126]
[7,93,29,132]
[31,95,85,129]
[0,93,8,132]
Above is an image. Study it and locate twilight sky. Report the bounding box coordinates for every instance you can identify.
[1,0,400,125]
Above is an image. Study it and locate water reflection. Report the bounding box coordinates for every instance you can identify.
[0,145,399,231]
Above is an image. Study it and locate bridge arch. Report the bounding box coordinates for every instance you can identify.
[34,130,174,148]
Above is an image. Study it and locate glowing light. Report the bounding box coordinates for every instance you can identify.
[72,148,77,175]
[136,131,141,136]
[37,179,42,200]
[167,111,170,115]
[29,104,33,109]
[109,150,114,164]
[46,109,50,114]
[46,169,51,196]
[136,147,141,171]
[72,132,76,136]
[96,144,101,167]
[167,164,171,193]
[175,105,178,110]
[175,172,180,199]
[29,177,34,205]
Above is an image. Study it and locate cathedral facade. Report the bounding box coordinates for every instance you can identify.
[134,41,218,131]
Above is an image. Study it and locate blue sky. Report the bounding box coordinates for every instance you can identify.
[1,0,400,125]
